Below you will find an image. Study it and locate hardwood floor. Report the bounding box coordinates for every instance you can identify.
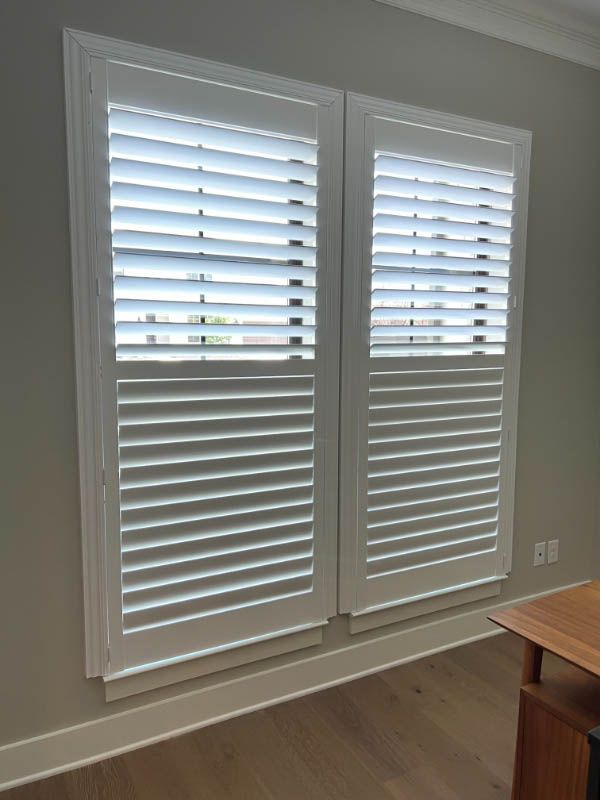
[4,633,561,800]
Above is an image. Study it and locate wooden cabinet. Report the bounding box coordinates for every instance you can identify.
[513,670,600,800]
[490,582,600,799]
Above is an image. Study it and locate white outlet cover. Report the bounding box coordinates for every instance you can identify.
[548,539,559,564]
[534,541,546,567]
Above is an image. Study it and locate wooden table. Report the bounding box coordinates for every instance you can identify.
[489,581,600,800]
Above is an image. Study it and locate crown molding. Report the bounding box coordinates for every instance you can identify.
[374,0,600,71]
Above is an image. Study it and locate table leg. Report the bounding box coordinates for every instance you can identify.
[512,642,544,799]
[521,640,543,685]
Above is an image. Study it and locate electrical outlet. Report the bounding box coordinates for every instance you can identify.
[534,542,546,567]
[548,539,559,564]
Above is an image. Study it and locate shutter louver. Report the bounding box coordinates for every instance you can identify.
[340,97,529,621]
[97,67,342,672]
[364,364,502,601]
[108,107,318,361]
[371,153,514,358]
[118,375,315,638]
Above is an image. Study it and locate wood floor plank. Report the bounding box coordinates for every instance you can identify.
[216,708,332,800]
[381,656,515,781]
[443,637,521,700]
[2,774,69,800]
[4,633,531,800]
[265,696,396,799]
[304,683,411,783]
[341,672,511,798]
[385,765,463,800]
[124,724,274,800]
[63,757,136,800]
[122,738,197,800]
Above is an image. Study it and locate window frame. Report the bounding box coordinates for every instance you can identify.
[339,92,531,621]
[64,29,344,679]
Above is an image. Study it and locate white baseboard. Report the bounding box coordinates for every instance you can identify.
[0,581,584,790]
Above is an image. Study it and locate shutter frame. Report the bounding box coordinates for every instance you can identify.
[64,29,343,677]
[339,93,531,619]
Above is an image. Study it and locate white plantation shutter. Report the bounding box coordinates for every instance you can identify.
[65,34,531,677]
[340,95,530,620]
[78,58,342,674]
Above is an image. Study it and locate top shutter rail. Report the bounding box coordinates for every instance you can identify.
[108,107,320,361]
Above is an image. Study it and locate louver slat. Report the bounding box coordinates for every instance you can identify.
[114,275,316,301]
[111,182,318,224]
[122,523,314,577]
[113,252,316,282]
[373,213,510,242]
[115,299,316,319]
[112,230,316,263]
[108,106,320,361]
[373,233,510,259]
[374,175,513,209]
[109,109,319,162]
[110,133,318,182]
[112,207,317,244]
[124,571,314,633]
[110,158,318,203]
[122,539,314,593]
[374,154,514,192]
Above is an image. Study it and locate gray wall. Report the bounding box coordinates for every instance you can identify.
[1,0,599,748]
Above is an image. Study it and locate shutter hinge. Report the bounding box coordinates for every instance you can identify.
[96,277,100,297]
[513,295,517,309]
[107,645,111,668]
[89,71,93,94]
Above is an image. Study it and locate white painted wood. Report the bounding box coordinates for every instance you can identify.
[339,93,531,617]
[348,576,504,633]
[107,62,319,139]
[105,623,323,701]
[63,31,110,678]
[64,29,342,106]
[0,582,585,792]
[373,0,600,71]
[63,28,343,676]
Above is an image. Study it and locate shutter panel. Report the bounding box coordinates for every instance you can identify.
[340,95,530,619]
[98,64,342,671]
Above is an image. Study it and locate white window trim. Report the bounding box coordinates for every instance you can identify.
[339,92,532,619]
[63,28,344,679]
